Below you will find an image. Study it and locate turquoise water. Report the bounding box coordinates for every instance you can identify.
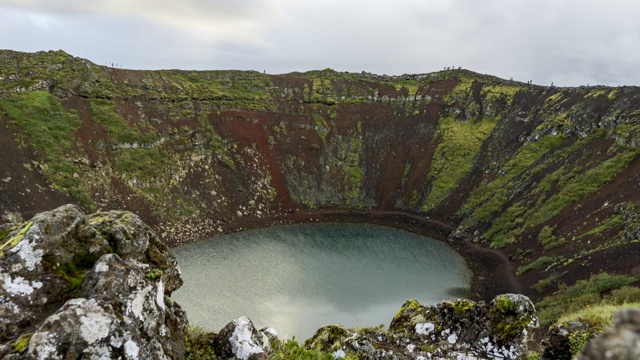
[171,223,470,339]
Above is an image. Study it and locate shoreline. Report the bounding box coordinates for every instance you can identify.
[167,209,522,303]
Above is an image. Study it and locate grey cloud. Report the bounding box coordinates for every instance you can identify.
[1,0,640,86]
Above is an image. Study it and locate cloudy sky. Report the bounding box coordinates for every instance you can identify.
[1,0,639,86]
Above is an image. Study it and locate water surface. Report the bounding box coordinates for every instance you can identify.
[171,223,470,339]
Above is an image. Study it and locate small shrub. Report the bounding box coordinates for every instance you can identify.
[610,286,640,303]
[516,256,555,276]
[532,273,563,294]
[537,225,566,250]
[184,326,216,360]
[270,337,334,360]
[145,269,163,280]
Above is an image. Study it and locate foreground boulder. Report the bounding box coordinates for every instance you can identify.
[0,204,187,359]
[540,320,598,359]
[212,316,278,360]
[575,308,640,360]
[306,294,538,359]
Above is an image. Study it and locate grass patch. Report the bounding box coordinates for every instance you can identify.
[312,113,329,143]
[422,115,497,211]
[580,214,625,238]
[556,302,640,331]
[538,225,566,250]
[526,150,638,228]
[115,148,168,180]
[270,337,338,360]
[0,91,93,208]
[342,124,364,206]
[460,134,564,223]
[88,99,158,144]
[536,273,639,328]
[516,256,555,276]
[484,202,527,248]
[532,273,563,294]
[184,326,217,360]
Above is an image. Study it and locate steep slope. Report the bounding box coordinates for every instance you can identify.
[1,50,640,317]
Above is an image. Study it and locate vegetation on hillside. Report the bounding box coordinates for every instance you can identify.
[1,50,640,341]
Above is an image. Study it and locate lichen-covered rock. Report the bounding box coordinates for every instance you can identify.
[316,294,540,359]
[0,205,110,345]
[212,316,274,360]
[87,209,183,293]
[575,308,640,360]
[0,205,187,359]
[305,324,351,353]
[27,254,187,359]
[540,320,597,360]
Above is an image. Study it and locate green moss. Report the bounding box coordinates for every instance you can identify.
[568,329,597,356]
[526,351,542,360]
[57,253,98,292]
[0,221,32,256]
[420,344,438,353]
[450,299,475,313]
[526,150,638,229]
[13,332,32,353]
[422,115,497,211]
[145,269,164,280]
[538,225,566,250]
[460,134,564,222]
[494,296,515,313]
[408,190,420,207]
[480,83,522,112]
[312,114,329,143]
[401,162,411,185]
[0,226,15,242]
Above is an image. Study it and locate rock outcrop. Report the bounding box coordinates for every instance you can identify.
[212,317,277,360]
[0,204,187,359]
[575,308,640,360]
[305,294,538,359]
[540,320,598,360]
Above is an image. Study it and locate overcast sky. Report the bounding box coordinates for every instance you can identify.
[1,0,639,87]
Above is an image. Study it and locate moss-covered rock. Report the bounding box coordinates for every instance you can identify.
[0,205,187,359]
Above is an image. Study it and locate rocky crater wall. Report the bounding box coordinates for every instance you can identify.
[1,50,640,315]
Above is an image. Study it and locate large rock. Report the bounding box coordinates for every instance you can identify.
[307,294,538,359]
[0,205,187,359]
[540,320,598,359]
[575,308,640,360]
[212,317,276,360]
